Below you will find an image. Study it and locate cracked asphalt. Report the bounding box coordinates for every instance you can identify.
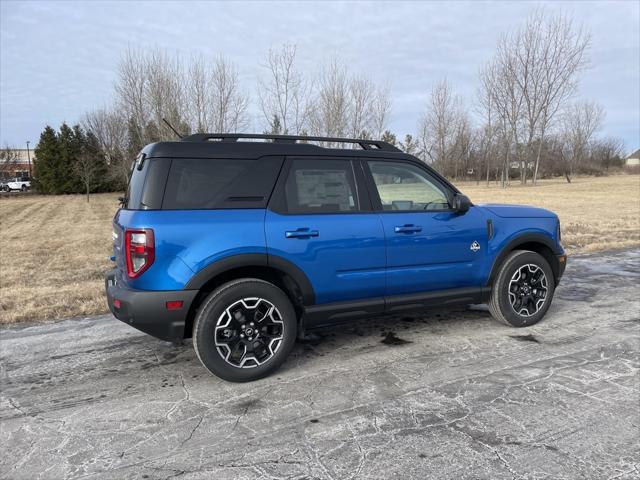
[1,249,639,480]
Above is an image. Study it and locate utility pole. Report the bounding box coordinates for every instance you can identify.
[26,141,32,178]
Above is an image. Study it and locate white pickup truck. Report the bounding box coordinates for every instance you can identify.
[2,177,31,192]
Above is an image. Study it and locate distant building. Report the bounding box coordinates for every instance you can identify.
[0,148,33,180]
[625,149,640,166]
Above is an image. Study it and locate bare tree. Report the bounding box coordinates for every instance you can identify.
[561,100,605,182]
[308,59,350,142]
[186,55,211,134]
[479,41,526,187]
[478,10,590,185]
[82,108,129,188]
[517,10,590,184]
[0,144,21,178]
[476,83,498,185]
[258,44,310,135]
[418,79,468,177]
[73,134,104,202]
[145,49,187,140]
[348,75,375,139]
[210,55,250,132]
[115,48,149,147]
[370,84,392,140]
[590,136,625,172]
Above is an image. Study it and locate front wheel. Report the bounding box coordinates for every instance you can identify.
[488,250,555,327]
[193,278,297,382]
[21,185,27,192]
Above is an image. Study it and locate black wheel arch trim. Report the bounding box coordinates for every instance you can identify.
[184,253,315,305]
[487,233,563,286]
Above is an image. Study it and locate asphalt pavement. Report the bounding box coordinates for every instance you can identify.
[1,249,639,480]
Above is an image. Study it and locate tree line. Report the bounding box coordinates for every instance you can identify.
[26,9,628,197]
[32,124,113,200]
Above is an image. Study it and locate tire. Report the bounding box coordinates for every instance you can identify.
[193,278,297,382]
[488,250,555,327]
[21,185,27,192]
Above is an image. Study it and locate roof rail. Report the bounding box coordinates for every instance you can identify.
[180,133,401,152]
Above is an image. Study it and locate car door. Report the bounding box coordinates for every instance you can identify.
[265,157,386,306]
[363,159,488,297]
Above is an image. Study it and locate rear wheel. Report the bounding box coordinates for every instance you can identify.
[488,250,555,327]
[193,278,297,382]
[21,185,27,192]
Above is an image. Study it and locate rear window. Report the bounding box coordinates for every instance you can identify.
[161,157,282,210]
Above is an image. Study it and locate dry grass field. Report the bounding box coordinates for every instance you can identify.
[0,175,638,324]
[1,193,119,324]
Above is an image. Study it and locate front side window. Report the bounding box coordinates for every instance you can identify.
[283,159,358,213]
[367,161,450,211]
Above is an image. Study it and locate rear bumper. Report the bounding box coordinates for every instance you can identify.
[105,269,198,342]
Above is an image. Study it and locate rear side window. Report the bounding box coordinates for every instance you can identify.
[282,159,359,213]
[125,157,170,210]
[125,156,145,209]
[162,157,282,210]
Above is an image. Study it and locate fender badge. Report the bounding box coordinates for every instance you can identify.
[470,241,481,252]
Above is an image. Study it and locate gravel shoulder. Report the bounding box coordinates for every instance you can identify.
[1,249,639,479]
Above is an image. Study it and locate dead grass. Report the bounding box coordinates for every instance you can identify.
[459,175,640,254]
[0,193,120,324]
[0,175,638,324]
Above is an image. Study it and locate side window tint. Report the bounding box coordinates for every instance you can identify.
[368,161,450,211]
[140,158,170,209]
[284,159,358,213]
[162,157,282,210]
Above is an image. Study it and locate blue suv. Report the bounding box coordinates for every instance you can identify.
[106,133,566,382]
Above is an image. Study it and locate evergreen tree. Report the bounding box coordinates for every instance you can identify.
[400,134,419,156]
[381,130,397,146]
[33,123,111,195]
[57,123,83,193]
[33,126,60,194]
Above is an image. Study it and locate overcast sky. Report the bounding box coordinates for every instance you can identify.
[1,0,639,152]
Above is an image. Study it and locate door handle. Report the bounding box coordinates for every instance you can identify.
[285,228,319,239]
[394,224,422,234]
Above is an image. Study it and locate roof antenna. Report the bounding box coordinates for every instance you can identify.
[162,118,183,139]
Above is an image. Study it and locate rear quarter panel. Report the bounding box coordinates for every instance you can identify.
[114,209,267,290]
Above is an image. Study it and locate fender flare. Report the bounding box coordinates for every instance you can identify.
[486,233,561,286]
[184,253,315,305]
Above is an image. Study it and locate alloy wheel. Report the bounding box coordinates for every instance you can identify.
[508,264,548,317]
[214,297,284,368]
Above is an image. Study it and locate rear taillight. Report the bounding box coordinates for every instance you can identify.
[125,228,155,278]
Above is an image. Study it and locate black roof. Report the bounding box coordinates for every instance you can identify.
[142,133,409,160]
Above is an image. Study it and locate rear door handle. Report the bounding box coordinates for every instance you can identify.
[394,224,422,234]
[285,228,319,239]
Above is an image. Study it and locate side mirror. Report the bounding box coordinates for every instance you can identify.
[453,194,471,214]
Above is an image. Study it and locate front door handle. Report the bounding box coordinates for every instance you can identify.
[394,224,422,234]
[285,228,319,239]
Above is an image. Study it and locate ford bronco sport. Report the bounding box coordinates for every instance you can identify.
[106,133,566,382]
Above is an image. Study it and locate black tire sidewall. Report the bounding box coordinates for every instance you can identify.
[495,251,555,327]
[193,279,297,382]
